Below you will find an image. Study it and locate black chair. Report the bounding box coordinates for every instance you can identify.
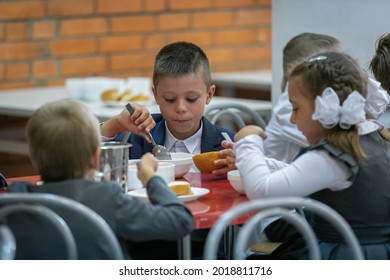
[0,203,77,259]
[0,224,16,260]
[204,197,364,260]
[0,193,124,260]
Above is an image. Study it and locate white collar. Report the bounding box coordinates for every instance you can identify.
[164,120,203,154]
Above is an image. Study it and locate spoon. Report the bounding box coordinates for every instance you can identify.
[125,103,172,160]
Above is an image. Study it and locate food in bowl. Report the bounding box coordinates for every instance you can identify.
[227,170,245,194]
[192,151,221,173]
[159,152,193,178]
[100,88,149,102]
[169,181,193,196]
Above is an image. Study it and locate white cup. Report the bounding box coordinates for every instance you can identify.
[65,78,85,100]
[127,160,175,191]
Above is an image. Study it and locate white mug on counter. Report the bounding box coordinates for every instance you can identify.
[127,160,175,191]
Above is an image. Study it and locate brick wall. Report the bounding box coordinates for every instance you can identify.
[0,0,271,90]
[0,0,271,178]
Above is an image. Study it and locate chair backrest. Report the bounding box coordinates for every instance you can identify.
[203,197,364,260]
[0,225,16,260]
[0,203,77,259]
[204,103,267,131]
[0,193,124,260]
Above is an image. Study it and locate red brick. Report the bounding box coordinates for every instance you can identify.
[99,35,143,52]
[256,0,271,7]
[169,0,211,10]
[50,39,97,56]
[61,56,107,76]
[0,2,45,20]
[170,31,212,46]
[237,46,271,62]
[6,62,30,80]
[97,0,142,14]
[6,22,28,41]
[112,16,155,33]
[215,0,257,8]
[0,81,35,90]
[236,10,271,26]
[33,60,57,78]
[158,14,189,30]
[61,18,107,37]
[0,24,4,41]
[145,0,166,12]
[215,29,259,45]
[111,53,155,71]
[0,63,4,80]
[145,34,169,50]
[205,48,235,63]
[32,21,56,39]
[48,0,94,17]
[193,12,233,28]
[0,42,47,61]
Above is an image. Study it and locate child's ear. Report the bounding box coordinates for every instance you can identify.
[152,86,158,104]
[90,147,101,170]
[206,84,216,104]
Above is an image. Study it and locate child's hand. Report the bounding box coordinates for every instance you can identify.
[234,125,267,142]
[137,153,158,187]
[100,104,156,139]
[212,140,236,175]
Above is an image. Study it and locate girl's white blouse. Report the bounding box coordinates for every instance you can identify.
[234,134,353,200]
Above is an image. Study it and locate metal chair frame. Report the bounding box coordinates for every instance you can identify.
[0,193,124,260]
[203,197,364,260]
[0,224,16,260]
[204,103,267,130]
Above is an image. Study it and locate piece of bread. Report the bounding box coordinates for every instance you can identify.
[192,151,221,173]
[168,181,193,196]
[101,89,121,101]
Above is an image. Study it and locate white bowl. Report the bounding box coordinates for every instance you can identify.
[159,152,193,178]
[227,170,245,194]
[127,160,175,190]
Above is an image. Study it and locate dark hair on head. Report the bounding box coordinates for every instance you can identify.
[281,32,341,91]
[153,41,211,88]
[369,33,390,92]
[290,51,368,160]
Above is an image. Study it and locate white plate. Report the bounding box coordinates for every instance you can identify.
[102,100,154,107]
[127,187,210,203]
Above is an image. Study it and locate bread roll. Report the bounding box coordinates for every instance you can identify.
[101,89,121,101]
[168,181,193,196]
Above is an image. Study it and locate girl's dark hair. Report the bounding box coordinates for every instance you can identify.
[369,33,390,93]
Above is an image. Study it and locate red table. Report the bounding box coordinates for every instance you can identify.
[4,173,251,259]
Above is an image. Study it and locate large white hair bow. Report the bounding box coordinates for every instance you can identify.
[312,87,366,129]
[365,78,389,119]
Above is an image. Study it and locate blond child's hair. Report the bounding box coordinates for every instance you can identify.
[27,99,100,182]
[289,51,368,160]
[281,32,342,92]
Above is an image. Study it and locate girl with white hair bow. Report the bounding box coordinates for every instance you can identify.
[233,52,390,260]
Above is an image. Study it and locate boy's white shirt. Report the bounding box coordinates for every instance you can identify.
[100,121,203,173]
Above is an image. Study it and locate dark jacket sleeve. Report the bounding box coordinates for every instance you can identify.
[0,172,8,190]
[112,176,194,241]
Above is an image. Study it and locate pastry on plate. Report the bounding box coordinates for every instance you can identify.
[168,181,193,196]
